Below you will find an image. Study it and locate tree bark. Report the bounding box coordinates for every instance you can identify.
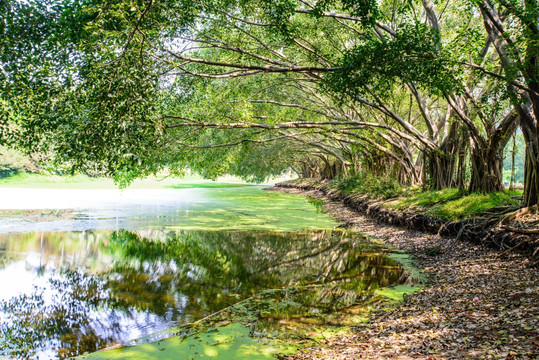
[424,122,463,190]
[468,144,504,193]
[510,134,516,190]
[522,127,539,206]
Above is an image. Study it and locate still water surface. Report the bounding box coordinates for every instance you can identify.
[0,186,405,359]
[0,187,336,233]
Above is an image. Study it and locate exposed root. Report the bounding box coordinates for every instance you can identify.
[500,224,539,234]
[498,205,539,235]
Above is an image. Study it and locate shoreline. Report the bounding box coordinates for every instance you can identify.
[270,180,538,265]
[271,183,539,359]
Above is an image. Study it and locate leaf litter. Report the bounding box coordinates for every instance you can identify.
[276,187,539,360]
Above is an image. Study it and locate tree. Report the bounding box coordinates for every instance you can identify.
[473,0,539,205]
[0,0,530,198]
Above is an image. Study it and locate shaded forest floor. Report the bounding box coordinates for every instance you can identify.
[273,186,539,360]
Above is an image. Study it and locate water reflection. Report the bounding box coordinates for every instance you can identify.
[0,230,405,359]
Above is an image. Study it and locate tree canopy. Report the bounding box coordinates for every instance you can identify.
[1,0,538,202]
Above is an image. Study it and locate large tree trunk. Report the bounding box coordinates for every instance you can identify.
[468,144,504,193]
[521,120,539,206]
[424,122,465,190]
[456,145,468,190]
[477,0,539,203]
[425,151,455,190]
[467,111,518,193]
[509,135,517,190]
[523,147,539,206]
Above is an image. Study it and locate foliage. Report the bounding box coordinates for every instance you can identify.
[0,146,39,177]
[1,0,167,185]
[333,172,403,199]
[311,0,379,26]
[324,22,457,98]
[0,0,536,202]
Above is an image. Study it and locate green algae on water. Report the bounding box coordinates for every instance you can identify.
[169,186,338,231]
[375,284,421,302]
[80,323,295,360]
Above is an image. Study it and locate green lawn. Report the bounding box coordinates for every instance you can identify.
[0,173,253,189]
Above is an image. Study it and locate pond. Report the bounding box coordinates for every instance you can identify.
[0,186,407,359]
[0,186,336,233]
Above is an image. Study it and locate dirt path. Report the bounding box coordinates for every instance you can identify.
[274,187,539,360]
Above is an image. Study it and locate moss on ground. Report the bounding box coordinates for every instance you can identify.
[387,188,518,220]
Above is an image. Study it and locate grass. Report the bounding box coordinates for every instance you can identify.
[0,173,254,189]
[434,191,517,219]
[387,188,518,220]
[393,188,461,209]
[0,173,111,188]
[506,188,524,196]
[316,173,520,221]
[326,173,518,220]
[331,173,403,199]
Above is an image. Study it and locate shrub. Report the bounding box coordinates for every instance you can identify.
[0,147,39,178]
[333,172,403,199]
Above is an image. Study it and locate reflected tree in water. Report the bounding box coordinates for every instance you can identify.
[0,271,114,359]
[0,229,406,359]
